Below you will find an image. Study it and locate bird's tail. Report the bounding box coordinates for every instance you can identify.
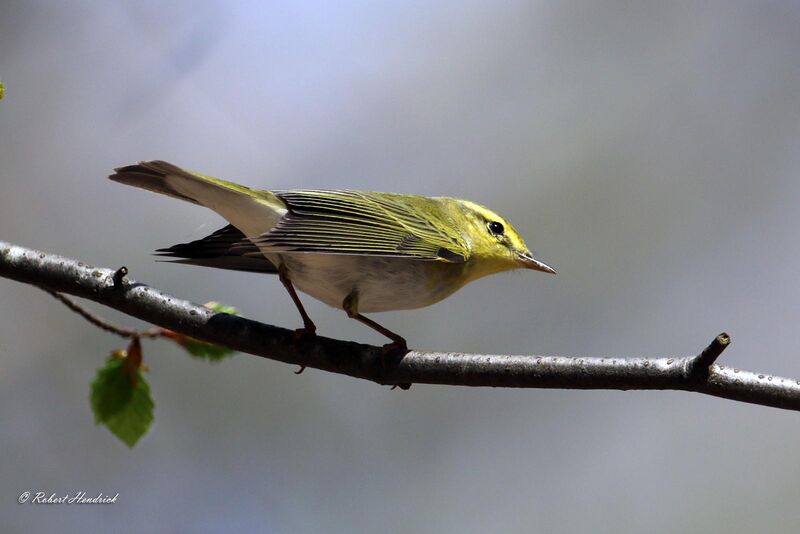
[110,161,202,204]
[109,161,284,236]
[109,160,268,205]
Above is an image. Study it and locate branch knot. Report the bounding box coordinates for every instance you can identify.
[686,333,731,382]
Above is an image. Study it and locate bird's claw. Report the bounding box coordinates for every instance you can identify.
[381,339,408,355]
[376,338,409,388]
[293,326,317,343]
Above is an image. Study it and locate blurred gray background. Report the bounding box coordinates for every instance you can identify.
[2,1,799,532]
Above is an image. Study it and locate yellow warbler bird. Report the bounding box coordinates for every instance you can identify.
[110,161,555,350]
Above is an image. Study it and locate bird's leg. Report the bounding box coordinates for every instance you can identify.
[343,291,411,390]
[342,291,407,352]
[278,263,317,342]
[350,314,408,352]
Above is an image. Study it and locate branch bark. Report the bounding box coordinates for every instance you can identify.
[2,240,799,411]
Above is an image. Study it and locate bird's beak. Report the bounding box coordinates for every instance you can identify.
[516,251,557,274]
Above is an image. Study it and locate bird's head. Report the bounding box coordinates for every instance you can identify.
[457,200,556,280]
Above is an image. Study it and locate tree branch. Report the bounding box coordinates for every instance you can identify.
[2,240,799,411]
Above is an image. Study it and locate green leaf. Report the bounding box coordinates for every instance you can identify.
[167,301,239,361]
[204,301,239,315]
[90,356,154,447]
[179,337,237,361]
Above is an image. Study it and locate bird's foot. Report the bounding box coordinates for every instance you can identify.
[293,326,317,343]
[291,327,316,375]
[381,338,408,355]
[379,338,410,390]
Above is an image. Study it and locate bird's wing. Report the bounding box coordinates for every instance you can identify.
[249,190,470,262]
[156,225,278,274]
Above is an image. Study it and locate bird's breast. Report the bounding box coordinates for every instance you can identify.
[277,254,468,313]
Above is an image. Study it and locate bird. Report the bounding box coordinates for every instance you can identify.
[110,160,556,351]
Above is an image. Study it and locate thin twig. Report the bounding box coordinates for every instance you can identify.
[2,240,800,411]
[40,288,163,338]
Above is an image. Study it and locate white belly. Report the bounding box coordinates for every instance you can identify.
[273,253,465,313]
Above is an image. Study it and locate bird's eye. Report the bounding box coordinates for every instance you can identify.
[488,221,504,236]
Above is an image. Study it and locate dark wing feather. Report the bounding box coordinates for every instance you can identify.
[251,190,469,262]
[156,225,278,274]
